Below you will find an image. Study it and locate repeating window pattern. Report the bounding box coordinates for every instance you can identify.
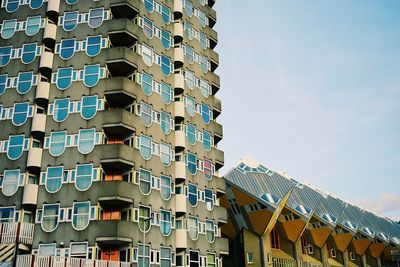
[55,35,110,59]
[0,43,42,66]
[0,16,46,39]
[183,96,213,124]
[184,123,214,151]
[0,135,30,160]
[133,168,174,199]
[135,102,174,134]
[185,152,215,178]
[183,44,211,73]
[1,0,47,13]
[182,69,212,98]
[134,134,174,166]
[187,216,218,242]
[65,0,101,5]
[135,72,174,104]
[183,21,210,49]
[135,44,173,76]
[58,8,112,31]
[135,16,173,50]
[133,206,175,236]
[142,0,172,25]
[0,207,18,222]
[0,102,35,126]
[132,245,173,267]
[51,64,108,90]
[186,252,220,267]
[0,169,25,196]
[0,72,39,95]
[182,0,209,27]
[185,183,217,210]
[48,96,105,122]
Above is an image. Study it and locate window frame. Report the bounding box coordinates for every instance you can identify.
[41,203,60,233]
[72,201,91,231]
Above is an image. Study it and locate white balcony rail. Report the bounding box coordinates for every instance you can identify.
[272,256,296,267]
[16,255,132,267]
[0,222,34,245]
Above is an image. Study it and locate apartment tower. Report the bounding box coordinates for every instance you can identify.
[0,0,228,266]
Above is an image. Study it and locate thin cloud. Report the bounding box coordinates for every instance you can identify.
[354,192,400,221]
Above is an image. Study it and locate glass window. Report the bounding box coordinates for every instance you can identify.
[160,142,171,166]
[78,128,96,154]
[161,55,171,76]
[185,71,195,89]
[198,10,207,27]
[138,205,151,233]
[201,103,210,124]
[200,55,209,73]
[200,78,209,97]
[81,95,98,120]
[66,0,79,4]
[205,188,214,211]
[2,169,20,196]
[139,135,152,160]
[144,0,154,13]
[1,19,17,39]
[185,96,195,117]
[0,46,12,67]
[56,67,73,90]
[83,64,100,88]
[160,111,171,134]
[72,201,90,230]
[160,247,172,267]
[70,242,88,258]
[0,74,7,95]
[26,16,42,36]
[188,183,198,207]
[207,254,216,267]
[161,4,171,24]
[143,17,153,39]
[7,135,25,160]
[138,244,150,267]
[12,102,29,126]
[38,244,56,256]
[86,35,102,57]
[141,72,153,95]
[190,251,200,267]
[198,0,206,5]
[49,131,67,156]
[17,71,34,94]
[161,29,170,49]
[186,124,196,145]
[63,11,79,31]
[21,43,38,64]
[140,102,153,127]
[75,164,93,191]
[188,216,199,240]
[206,220,215,243]
[5,0,20,12]
[60,38,75,60]
[41,204,60,232]
[53,98,70,122]
[203,131,211,151]
[204,159,212,180]
[30,0,44,9]
[141,45,153,66]
[45,166,63,193]
[161,83,172,104]
[184,45,194,64]
[160,210,171,236]
[187,153,197,175]
[183,0,193,17]
[88,8,104,28]
[0,207,15,222]
[160,175,171,200]
[183,21,193,40]
[139,169,151,195]
[199,32,208,50]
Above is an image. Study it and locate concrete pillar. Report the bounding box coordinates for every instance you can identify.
[362,254,367,267]
[321,244,329,267]
[343,250,349,267]
[294,238,303,267]
[262,232,272,267]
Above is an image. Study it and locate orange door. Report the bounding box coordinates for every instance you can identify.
[101,249,119,261]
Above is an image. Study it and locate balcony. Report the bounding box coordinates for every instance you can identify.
[216,206,228,225]
[174,73,185,94]
[215,177,225,196]
[175,194,187,215]
[103,77,138,106]
[39,51,54,77]
[31,113,47,136]
[26,147,43,170]
[106,47,139,77]
[210,120,222,143]
[102,109,136,138]
[96,180,135,208]
[43,21,57,47]
[22,184,39,206]
[174,130,185,151]
[98,144,135,172]
[106,18,139,48]
[17,255,132,267]
[173,0,183,19]
[175,229,187,249]
[35,81,50,104]
[174,47,184,68]
[174,22,184,43]
[46,0,60,19]
[175,161,186,182]
[175,101,185,119]
[110,0,140,20]
[0,222,34,245]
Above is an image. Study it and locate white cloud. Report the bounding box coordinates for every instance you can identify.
[354,192,400,221]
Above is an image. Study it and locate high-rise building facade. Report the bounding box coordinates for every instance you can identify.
[0,0,228,266]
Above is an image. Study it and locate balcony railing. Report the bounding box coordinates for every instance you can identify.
[272,256,296,267]
[17,255,132,267]
[0,222,34,245]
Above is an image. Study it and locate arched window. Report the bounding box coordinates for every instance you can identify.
[201,103,211,124]
[198,10,207,27]
[161,29,170,49]
[139,169,151,195]
[143,17,153,39]
[78,128,96,154]
[200,78,209,97]
[188,183,198,207]
[16,71,34,94]
[0,74,7,95]
[160,112,171,134]
[138,205,151,233]
[200,55,209,73]
[41,204,60,232]
[185,71,195,89]
[160,247,172,267]
[184,45,194,64]
[206,220,215,243]
[161,4,171,24]
[30,0,44,9]
[202,131,211,151]
[66,0,79,5]
[187,153,197,175]
[139,135,152,160]
[141,45,153,66]
[140,102,153,127]
[2,169,20,196]
[199,32,208,50]
[160,175,171,200]
[63,11,79,31]
[72,201,90,230]
[22,43,38,64]
[88,8,104,28]
[45,166,63,193]
[186,124,196,145]
[86,35,102,57]
[183,21,193,40]
[138,244,150,267]
[49,131,67,156]
[204,159,213,180]
[144,0,154,13]
[81,95,98,120]
[141,72,153,95]
[83,64,100,87]
[1,19,17,39]
[198,0,206,5]
[53,98,70,122]
[188,216,199,240]
[12,102,30,126]
[26,16,42,36]
[161,83,172,104]
[160,210,171,236]
[183,0,193,17]
[75,164,93,191]
[7,135,25,160]
[60,38,76,60]
[160,142,171,166]
[205,189,214,211]
[185,96,195,117]
[5,0,20,12]
[0,46,12,67]
[56,67,73,90]
[161,55,171,76]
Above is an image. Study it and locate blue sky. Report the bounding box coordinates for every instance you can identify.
[214,1,400,220]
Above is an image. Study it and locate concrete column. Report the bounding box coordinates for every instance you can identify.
[362,254,367,267]
[343,250,349,267]
[321,244,329,267]
[294,238,303,267]
[262,232,272,267]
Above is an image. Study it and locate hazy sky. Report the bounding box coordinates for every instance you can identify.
[214,1,400,221]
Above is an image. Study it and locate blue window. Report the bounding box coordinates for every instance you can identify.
[56,67,73,90]
[2,169,20,196]
[17,72,34,94]
[53,98,70,122]
[0,207,15,222]
[83,64,100,87]
[205,188,214,211]
[184,45,194,64]
[88,8,104,28]
[30,0,44,9]
[78,128,96,154]
[0,75,6,95]
[183,21,193,40]
[26,16,42,36]
[161,83,172,104]
[200,79,209,97]
[143,17,153,39]
[160,142,171,166]
[160,111,171,135]
[7,135,25,160]
[160,210,171,236]
[199,32,207,49]
[260,193,280,205]
[139,135,152,160]
[81,95,98,120]
[206,220,215,243]
[198,10,207,27]
[72,201,90,230]
[86,35,102,57]
[22,43,38,64]
[1,19,17,39]
[140,102,152,127]
[183,0,193,17]
[188,183,198,207]
[202,131,211,151]
[49,131,67,156]
[185,71,195,89]
[41,204,60,232]
[198,0,206,5]
[63,11,79,31]
[160,175,171,200]
[186,124,196,145]
[185,96,195,117]
[12,102,30,126]
[200,55,209,73]
[161,29,171,49]
[187,153,197,175]
[60,38,76,60]
[5,0,19,12]
[161,55,171,76]
[141,72,153,96]
[0,46,12,67]
[139,168,151,195]
[75,164,93,191]
[201,103,210,124]
[66,0,79,4]
[144,0,154,13]
[45,166,63,193]
[161,4,171,24]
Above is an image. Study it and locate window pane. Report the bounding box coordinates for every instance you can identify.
[144,0,154,13]
[60,38,76,60]
[49,131,67,156]
[7,135,25,160]
[1,19,17,39]
[140,102,152,127]
[141,72,153,95]
[46,166,63,193]
[26,16,42,36]
[78,129,96,154]
[187,153,197,175]
[140,135,152,160]
[188,184,197,207]
[75,164,93,191]
[22,43,37,64]
[56,67,73,90]
[72,202,90,230]
[139,169,151,195]
[86,35,102,57]
[160,112,171,134]
[160,175,171,200]
[42,204,59,232]
[2,169,20,196]
[81,95,98,120]
[53,98,70,122]
[0,46,12,67]
[88,8,104,28]
[30,0,44,9]
[17,71,34,94]
[161,83,171,104]
[63,11,78,31]
[12,102,29,126]
[83,64,100,88]
[160,210,171,236]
